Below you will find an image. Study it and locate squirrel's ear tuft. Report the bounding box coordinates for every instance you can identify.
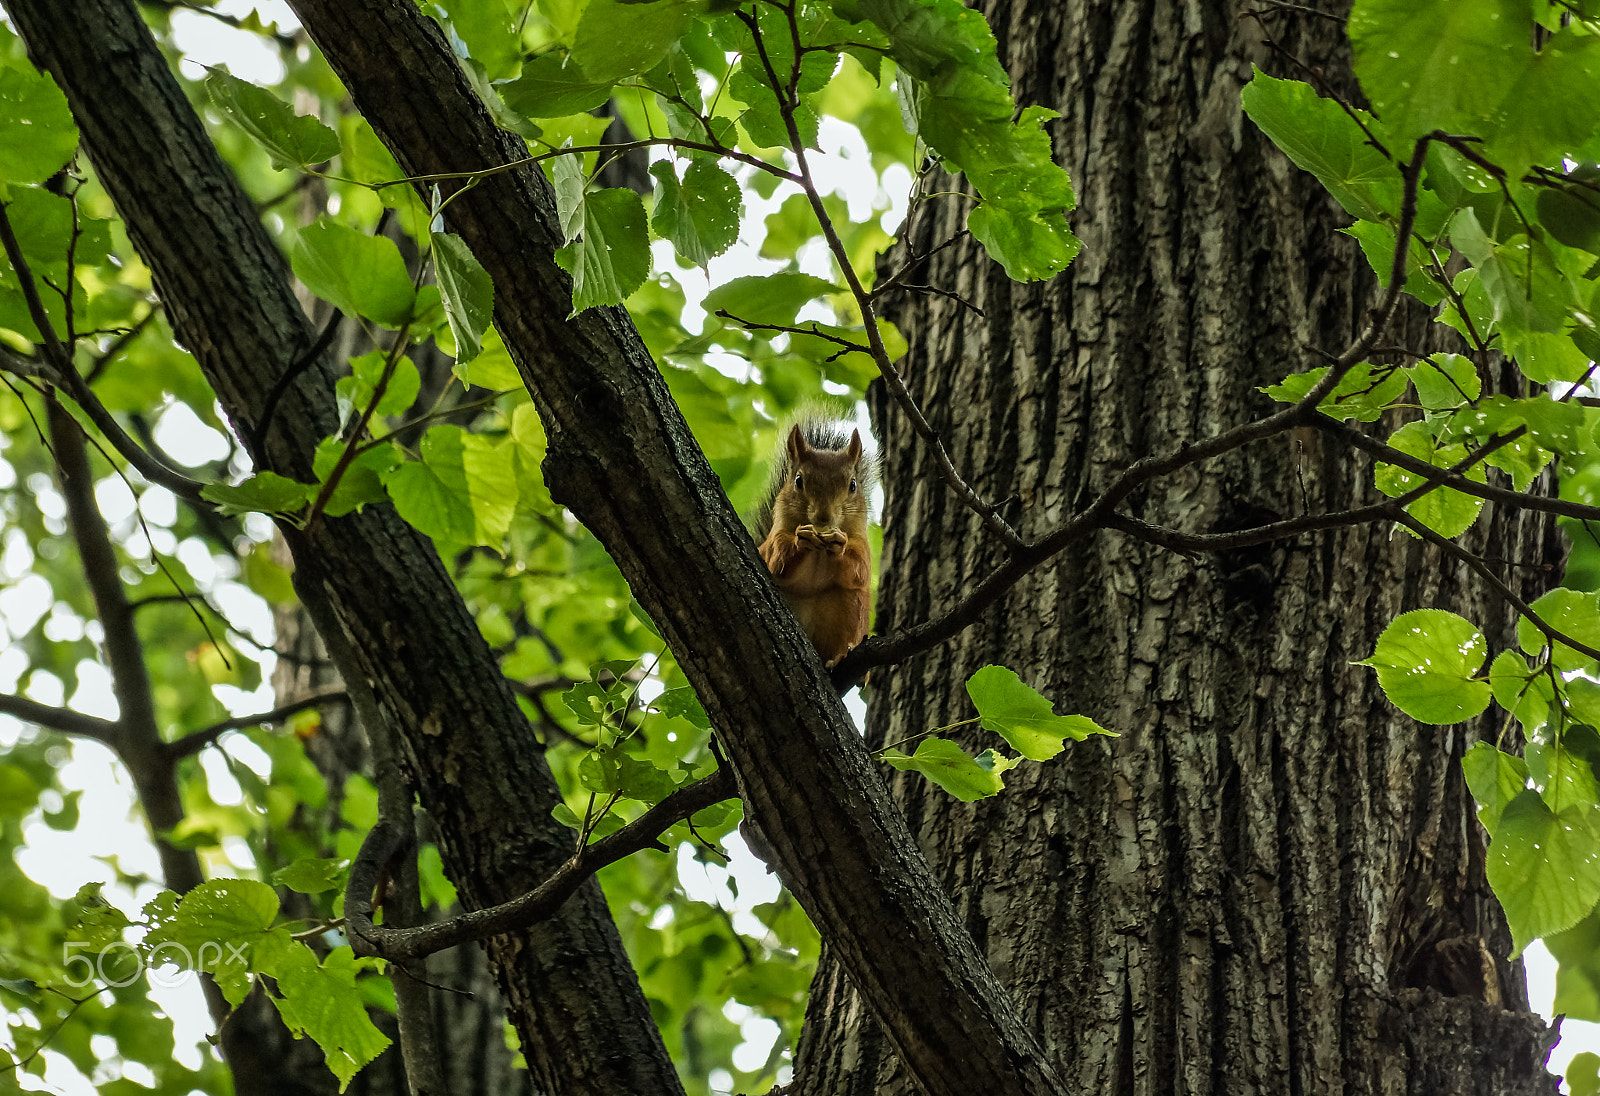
[786,424,807,462]
[846,429,863,462]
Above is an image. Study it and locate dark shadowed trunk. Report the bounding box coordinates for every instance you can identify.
[798,3,1562,1094]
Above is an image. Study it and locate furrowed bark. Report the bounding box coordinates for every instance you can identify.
[0,3,683,1094]
[797,3,1562,1094]
[282,1,1067,1093]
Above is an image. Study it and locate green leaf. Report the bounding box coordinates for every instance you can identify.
[1240,68,1399,221]
[1529,740,1600,815]
[289,219,416,328]
[1516,588,1600,671]
[705,272,840,327]
[881,737,1019,801]
[382,425,513,546]
[1548,910,1600,1023]
[1462,741,1530,833]
[206,70,340,172]
[1356,609,1491,724]
[1487,649,1551,734]
[0,67,78,187]
[571,0,692,83]
[966,199,1081,282]
[553,187,650,315]
[312,436,401,518]
[144,878,280,1007]
[272,857,349,894]
[1258,362,1408,423]
[337,349,421,422]
[655,685,711,729]
[1348,0,1528,144]
[436,0,521,81]
[1408,353,1480,411]
[202,472,315,517]
[649,160,741,267]
[255,935,391,1092]
[964,665,1113,761]
[1450,208,1579,337]
[1372,420,1487,538]
[1487,789,1600,955]
[1568,1051,1600,1096]
[431,231,495,364]
[499,51,617,118]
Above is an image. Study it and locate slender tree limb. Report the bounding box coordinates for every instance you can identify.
[346,767,735,962]
[0,201,207,503]
[1393,511,1600,664]
[1318,417,1600,522]
[0,693,119,744]
[164,689,350,760]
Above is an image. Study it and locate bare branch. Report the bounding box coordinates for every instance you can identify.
[0,693,118,744]
[346,768,735,961]
[164,689,350,761]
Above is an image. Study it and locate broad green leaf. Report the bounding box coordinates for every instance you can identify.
[1462,741,1530,833]
[1569,1051,1600,1096]
[571,0,691,83]
[337,349,421,422]
[964,665,1113,761]
[1408,354,1480,411]
[381,425,512,546]
[1538,164,1600,252]
[206,70,340,171]
[649,160,741,267]
[0,67,77,187]
[255,935,390,1092]
[966,199,1081,282]
[201,472,315,517]
[435,0,521,81]
[1529,740,1600,815]
[457,327,521,390]
[272,857,349,894]
[1356,608,1491,724]
[1487,649,1551,734]
[143,878,280,1007]
[704,272,840,327]
[312,436,402,518]
[289,219,416,328]
[1348,0,1528,143]
[432,232,495,364]
[655,685,711,729]
[1259,362,1407,423]
[881,737,1019,801]
[1517,588,1600,671]
[1487,789,1600,954]
[500,52,617,118]
[553,187,649,314]
[1548,911,1600,1023]
[1240,68,1399,221]
[1451,208,1579,337]
[1372,420,1487,538]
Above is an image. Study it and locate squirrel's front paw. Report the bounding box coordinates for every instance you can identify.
[796,525,825,549]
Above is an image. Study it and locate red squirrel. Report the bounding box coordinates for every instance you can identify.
[755,422,874,667]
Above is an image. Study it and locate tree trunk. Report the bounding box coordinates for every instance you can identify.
[0,4,685,1094]
[797,3,1561,1094]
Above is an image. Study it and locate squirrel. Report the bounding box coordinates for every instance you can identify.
[754,421,875,667]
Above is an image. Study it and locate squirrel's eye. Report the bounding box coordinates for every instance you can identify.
[849,478,857,493]
[794,474,803,491]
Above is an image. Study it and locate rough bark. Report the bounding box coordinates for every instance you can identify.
[0,3,682,1094]
[797,3,1561,1095]
[277,2,1066,1094]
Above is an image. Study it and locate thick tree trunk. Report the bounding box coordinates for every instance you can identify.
[0,3,683,1094]
[797,3,1561,1094]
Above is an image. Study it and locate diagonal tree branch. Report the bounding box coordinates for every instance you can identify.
[163,688,350,761]
[0,693,119,745]
[345,768,736,962]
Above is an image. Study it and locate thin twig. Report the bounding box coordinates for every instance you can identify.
[164,689,350,760]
